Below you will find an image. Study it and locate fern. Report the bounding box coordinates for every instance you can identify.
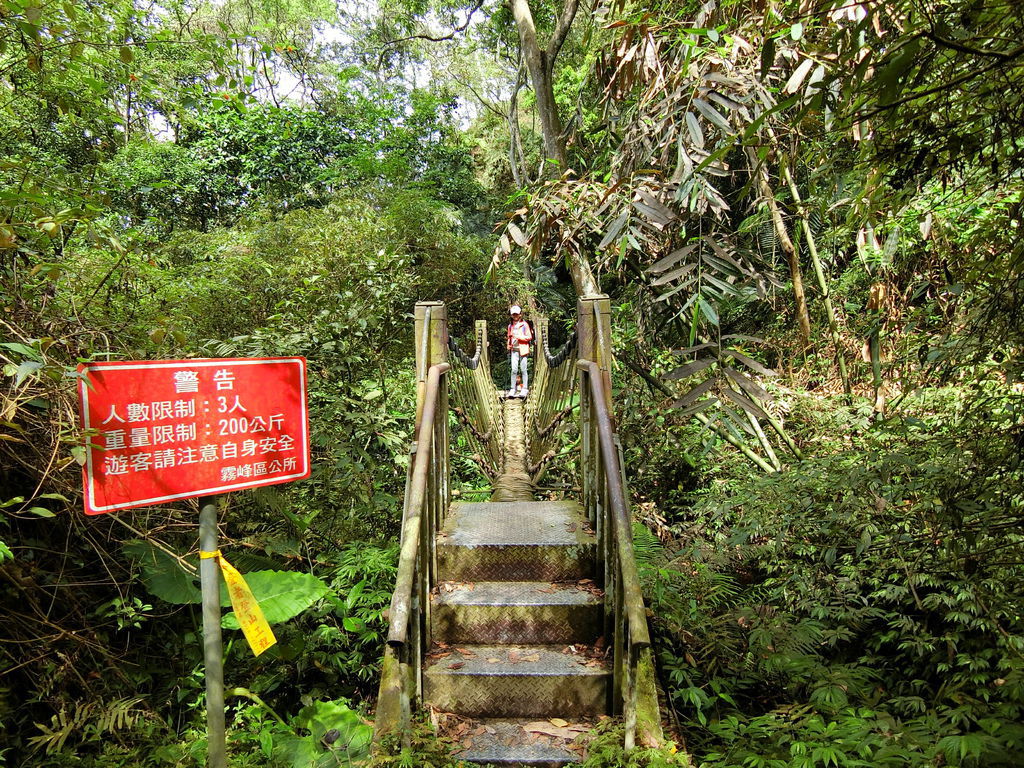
[29,697,148,754]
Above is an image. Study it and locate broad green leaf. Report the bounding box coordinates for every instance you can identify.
[0,342,43,362]
[698,296,719,325]
[15,361,43,386]
[119,45,133,63]
[0,541,12,562]
[221,570,329,628]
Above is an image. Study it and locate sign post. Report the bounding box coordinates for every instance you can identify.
[77,357,311,767]
[198,496,227,768]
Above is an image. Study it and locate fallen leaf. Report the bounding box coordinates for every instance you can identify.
[549,718,569,727]
[448,661,465,670]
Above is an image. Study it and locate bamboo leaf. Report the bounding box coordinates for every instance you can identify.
[685,111,705,148]
[507,222,527,247]
[647,243,698,274]
[672,342,719,356]
[664,357,716,380]
[697,296,719,325]
[784,59,815,94]
[722,386,769,420]
[724,368,772,403]
[672,377,717,408]
[651,262,696,286]
[693,98,732,132]
[676,396,719,418]
[725,349,777,376]
[598,209,630,250]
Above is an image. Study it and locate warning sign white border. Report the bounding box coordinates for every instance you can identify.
[80,357,310,514]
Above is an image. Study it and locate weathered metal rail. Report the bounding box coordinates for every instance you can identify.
[374,296,661,755]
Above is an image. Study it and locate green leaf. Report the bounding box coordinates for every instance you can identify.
[790,22,803,40]
[119,45,133,64]
[28,507,56,517]
[71,445,87,465]
[0,541,12,563]
[221,570,329,628]
[15,360,43,386]
[0,342,43,362]
[123,540,201,604]
[698,296,719,326]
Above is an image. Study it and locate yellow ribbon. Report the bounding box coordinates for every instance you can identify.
[200,549,277,657]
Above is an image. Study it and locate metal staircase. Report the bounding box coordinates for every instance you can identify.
[373,297,661,765]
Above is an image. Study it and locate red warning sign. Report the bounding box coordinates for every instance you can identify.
[78,357,310,515]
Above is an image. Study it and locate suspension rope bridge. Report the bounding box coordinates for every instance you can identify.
[373,296,662,765]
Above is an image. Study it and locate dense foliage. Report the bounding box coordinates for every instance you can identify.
[3,0,1023,766]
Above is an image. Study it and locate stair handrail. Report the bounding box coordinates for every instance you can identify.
[375,303,450,749]
[575,295,661,752]
[387,361,449,645]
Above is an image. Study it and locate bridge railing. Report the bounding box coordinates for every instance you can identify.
[447,320,504,477]
[525,317,578,482]
[375,302,449,746]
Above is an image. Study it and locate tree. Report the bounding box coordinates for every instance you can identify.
[506,0,579,173]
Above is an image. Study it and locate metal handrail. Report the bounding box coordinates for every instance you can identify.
[387,362,449,645]
[375,361,449,745]
[377,300,659,754]
[577,359,650,649]
[577,357,651,750]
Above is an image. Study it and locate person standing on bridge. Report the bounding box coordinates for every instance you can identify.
[506,305,533,398]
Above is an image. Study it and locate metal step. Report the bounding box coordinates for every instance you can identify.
[438,501,596,581]
[432,581,603,645]
[423,644,610,719]
[454,718,588,766]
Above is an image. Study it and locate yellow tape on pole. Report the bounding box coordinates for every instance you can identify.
[200,549,277,657]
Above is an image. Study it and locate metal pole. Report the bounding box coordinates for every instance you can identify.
[199,496,227,768]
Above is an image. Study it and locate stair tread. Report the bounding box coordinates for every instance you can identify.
[454,718,588,766]
[434,581,603,606]
[443,501,593,547]
[425,644,609,677]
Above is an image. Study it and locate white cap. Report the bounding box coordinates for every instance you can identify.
[510,305,522,315]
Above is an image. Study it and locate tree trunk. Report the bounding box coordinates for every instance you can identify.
[507,0,578,173]
[568,251,599,295]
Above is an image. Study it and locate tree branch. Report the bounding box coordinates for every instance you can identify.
[378,0,484,50]
[546,0,580,63]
